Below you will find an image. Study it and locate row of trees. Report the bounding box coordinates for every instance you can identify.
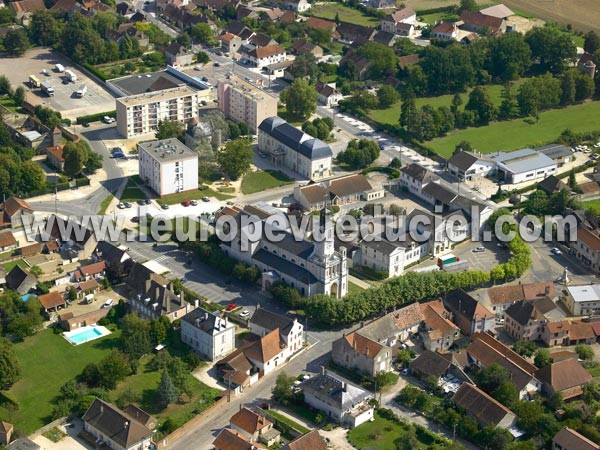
[302,117,334,141]
[28,10,145,65]
[401,69,595,142]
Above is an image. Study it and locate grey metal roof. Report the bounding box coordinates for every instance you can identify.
[492,148,556,175]
[253,249,318,284]
[258,117,332,160]
[109,71,185,96]
[535,143,572,160]
[269,232,315,259]
[302,371,370,411]
[182,307,231,335]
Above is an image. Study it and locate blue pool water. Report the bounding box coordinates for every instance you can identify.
[66,327,106,345]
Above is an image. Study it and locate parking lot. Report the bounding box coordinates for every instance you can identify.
[0,47,116,120]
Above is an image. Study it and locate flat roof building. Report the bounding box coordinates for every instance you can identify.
[491,148,557,184]
[138,138,198,196]
[111,67,211,138]
[217,75,278,134]
[565,284,600,316]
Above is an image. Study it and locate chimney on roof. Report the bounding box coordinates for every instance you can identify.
[545,286,550,296]
[100,404,104,414]
[124,421,129,429]
[321,366,325,376]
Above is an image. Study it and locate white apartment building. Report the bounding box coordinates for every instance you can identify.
[258,116,333,180]
[217,76,278,133]
[116,86,199,138]
[138,138,198,196]
[359,238,429,278]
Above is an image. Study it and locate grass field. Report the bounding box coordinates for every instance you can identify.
[267,410,310,434]
[368,82,520,126]
[348,412,448,449]
[109,356,219,429]
[0,95,23,114]
[120,187,146,203]
[419,11,459,25]
[241,170,293,195]
[2,259,28,272]
[98,193,114,215]
[157,186,234,205]
[501,0,600,34]
[581,199,600,213]
[0,329,121,434]
[309,4,380,27]
[424,100,600,158]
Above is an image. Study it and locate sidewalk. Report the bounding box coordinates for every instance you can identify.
[348,275,371,289]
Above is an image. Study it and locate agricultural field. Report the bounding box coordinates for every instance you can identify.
[423,100,600,158]
[501,0,600,34]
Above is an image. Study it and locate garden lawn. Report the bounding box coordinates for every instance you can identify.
[582,199,600,214]
[267,410,310,434]
[419,11,459,24]
[157,187,234,205]
[347,412,447,449]
[98,193,114,215]
[0,96,22,114]
[348,281,366,294]
[309,4,380,27]
[241,170,293,195]
[120,187,146,203]
[2,259,28,272]
[0,328,121,434]
[425,101,600,158]
[109,356,219,431]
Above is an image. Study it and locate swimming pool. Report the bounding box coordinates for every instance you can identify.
[63,325,111,345]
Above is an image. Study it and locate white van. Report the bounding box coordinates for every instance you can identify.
[84,293,94,304]
[102,299,114,308]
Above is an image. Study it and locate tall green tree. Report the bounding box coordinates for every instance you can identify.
[584,30,600,54]
[155,120,184,141]
[3,28,30,56]
[63,142,88,178]
[498,84,519,120]
[400,90,416,128]
[525,26,577,74]
[158,370,178,408]
[216,138,253,180]
[280,79,318,120]
[190,23,216,45]
[0,338,21,389]
[560,70,576,105]
[534,348,552,368]
[458,0,478,12]
[465,86,496,124]
[377,85,399,108]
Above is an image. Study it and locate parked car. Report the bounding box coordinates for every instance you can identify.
[102,116,115,124]
[551,247,562,255]
[214,62,220,67]
[102,299,114,308]
[145,198,151,205]
[472,247,485,253]
[123,202,132,208]
[182,200,190,207]
[137,199,146,205]
[190,200,198,206]
[225,303,237,311]
[239,310,250,318]
[401,368,409,375]
[161,204,169,210]
[131,216,140,223]
[202,197,210,202]
[117,203,125,209]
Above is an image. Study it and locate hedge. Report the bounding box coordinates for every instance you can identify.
[415,5,457,15]
[83,63,109,82]
[76,110,116,125]
[362,166,400,179]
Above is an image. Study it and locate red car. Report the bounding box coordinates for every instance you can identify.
[225,303,237,311]
[182,200,190,207]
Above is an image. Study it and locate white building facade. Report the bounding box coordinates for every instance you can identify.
[181,307,236,361]
[258,116,333,180]
[138,139,199,196]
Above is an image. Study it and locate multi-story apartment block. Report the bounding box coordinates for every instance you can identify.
[116,86,199,138]
[217,76,278,134]
[138,138,198,196]
[181,307,235,361]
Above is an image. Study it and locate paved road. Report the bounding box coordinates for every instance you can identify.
[168,328,346,450]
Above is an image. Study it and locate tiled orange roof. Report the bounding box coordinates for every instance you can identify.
[344,332,383,359]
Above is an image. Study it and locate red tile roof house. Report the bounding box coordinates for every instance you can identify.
[229,407,280,447]
[487,281,555,314]
[38,291,67,313]
[73,261,106,282]
[536,358,592,401]
[0,230,17,252]
[0,197,34,230]
[453,383,517,429]
[552,427,600,450]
